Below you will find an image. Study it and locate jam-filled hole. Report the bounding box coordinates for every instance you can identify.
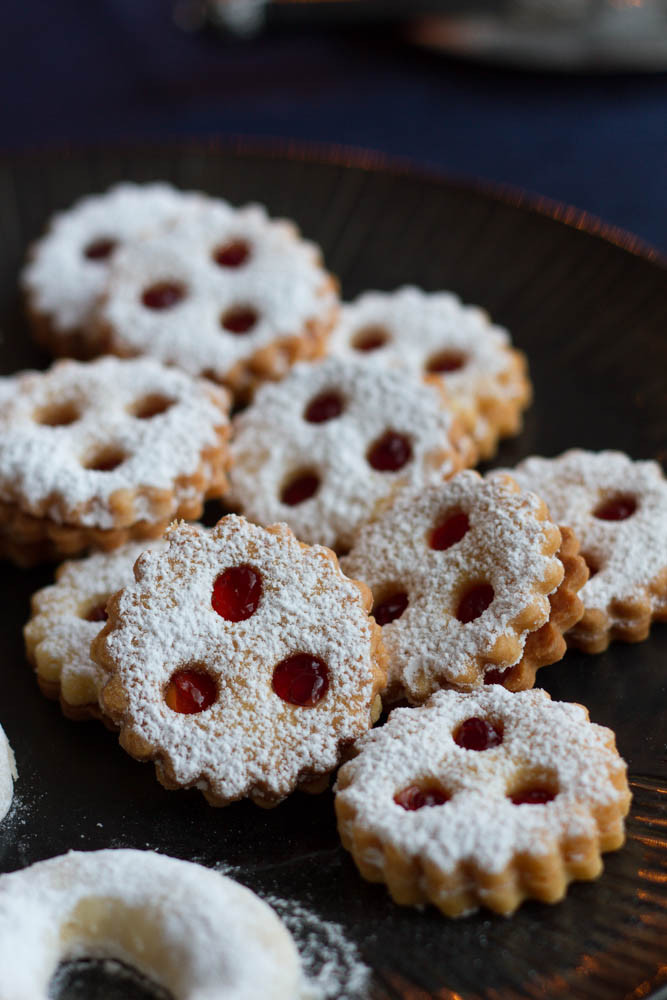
[430,511,469,551]
[426,350,467,374]
[509,776,558,806]
[456,582,494,624]
[165,666,217,714]
[272,653,330,707]
[83,447,126,473]
[454,716,503,751]
[352,325,389,353]
[141,281,186,310]
[131,394,175,420]
[34,401,80,427]
[281,471,320,506]
[484,666,511,686]
[211,564,262,622]
[394,785,450,811]
[367,431,412,472]
[304,390,344,424]
[372,590,408,626]
[221,305,258,335]
[83,237,117,261]
[84,600,109,623]
[593,494,637,521]
[213,239,251,269]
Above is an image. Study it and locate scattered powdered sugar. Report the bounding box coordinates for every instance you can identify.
[228,357,465,551]
[95,516,383,804]
[0,357,229,529]
[342,470,562,698]
[99,200,338,380]
[22,182,208,335]
[335,687,630,877]
[0,723,17,823]
[24,539,168,709]
[505,450,667,620]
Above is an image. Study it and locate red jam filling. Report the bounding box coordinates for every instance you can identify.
[84,237,117,261]
[430,511,469,551]
[394,785,450,811]
[304,391,344,424]
[352,326,388,352]
[221,305,258,334]
[510,786,556,806]
[426,350,466,374]
[367,431,412,472]
[454,716,503,751]
[165,669,217,714]
[272,653,329,707]
[593,495,637,521]
[141,282,185,310]
[213,239,250,268]
[85,602,109,623]
[484,666,510,686]
[211,564,262,622]
[281,473,320,506]
[456,583,494,624]
[372,591,408,626]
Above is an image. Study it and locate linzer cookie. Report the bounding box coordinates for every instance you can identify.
[342,470,586,703]
[24,540,167,721]
[0,850,303,998]
[91,515,386,807]
[0,724,16,823]
[327,287,532,460]
[0,357,231,566]
[335,687,631,917]
[508,450,667,653]
[227,357,471,552]
[21,182,205,358]
[93,200,339,398]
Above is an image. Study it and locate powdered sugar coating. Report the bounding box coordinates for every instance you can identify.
[22,182,206,338]
[24,539,168,711]
[327,287,531,458]
[0,724,17,822]
[342,470,562,699]
[94,516,384,805]
[228,357,466,551]
[507,450,667,631]
[0,849,302,999]
[0,357,230,530]
[97,200,338,385]
[335,686,629,882]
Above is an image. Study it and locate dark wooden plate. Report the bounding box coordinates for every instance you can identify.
[0,143,665,1000]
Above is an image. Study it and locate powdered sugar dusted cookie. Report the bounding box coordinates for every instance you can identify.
[327,287,532,460]
[0,357,231,565]
[94,200,339,398]
[228,357,470,552]
[341,470,584,702]
[92,515,386,807]
[335,687,631,917]
[22,182,206,358]
[0,724,17,822]
[0,849,302,998]
[24,539,168,721]
[507,450,667,653]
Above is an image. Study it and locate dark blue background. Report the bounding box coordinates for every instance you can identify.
[3,0,666,254]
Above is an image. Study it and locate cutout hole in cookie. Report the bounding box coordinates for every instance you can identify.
[508,772,559,806]
[394,784,450,811]
[372,589,409,626]
[221,305,258,335]
[581,552,600,579]
[49,957,173,1000]
[430,511,469,551]
[211,564,262,622]
[34,401,80,427]
[83,237,117,261]
[454,716,503,751]
[131,394,175,420]
[352,325,389,352]
[593,494,637,521]
[484,665,512,686]
[367,431,412,472]
[165,665,217,714]
[281,470,320,506]
[456,581,494,624]
[272,653,329,707]
[304,390,344,424]
[213,239,251,269]
[83,447,126,473]
[83,599,109,623]
[141,281,186,310]
[426,350,467,374]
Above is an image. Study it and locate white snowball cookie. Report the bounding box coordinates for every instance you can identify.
[0,724,17,822]
[0,849,302,1000]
